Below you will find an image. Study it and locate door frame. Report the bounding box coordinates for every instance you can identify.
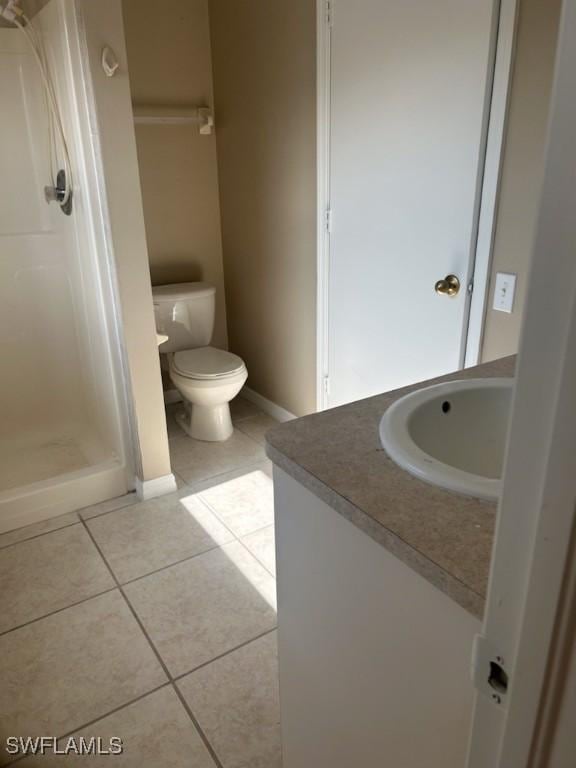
[316,0,519,410]
[467,0,576,762]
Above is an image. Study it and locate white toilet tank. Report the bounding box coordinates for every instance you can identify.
[152,282,216,353]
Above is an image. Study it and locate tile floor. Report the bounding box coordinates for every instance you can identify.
[0,398,282,767]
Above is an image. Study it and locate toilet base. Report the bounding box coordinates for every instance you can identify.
[176,402,233,442]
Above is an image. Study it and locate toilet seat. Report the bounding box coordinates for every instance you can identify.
[172,347,246,380]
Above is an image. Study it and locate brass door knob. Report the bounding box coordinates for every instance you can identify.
[435,274,460,297]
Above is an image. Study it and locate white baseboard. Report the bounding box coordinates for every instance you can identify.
[164,388,183,405]
[135,473,178,501]
[241,386,296,423]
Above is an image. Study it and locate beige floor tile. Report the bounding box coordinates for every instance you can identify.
[79,494,138,521]
[18,687,216,767]
[87,491,234,584]
[236,414,279,446]
[0,525,115,634]
[0,512,78,550]
[169,430,265,486]
[230,396,263,422]
[198,465,274,537]
[124,542,277,677]
[178,632,281,768]
[242,525,276,577]
[183,459,270,495]
[0,591,167,766]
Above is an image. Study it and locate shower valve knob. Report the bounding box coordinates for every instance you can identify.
[44,185,65,203]
[44,170,72,216]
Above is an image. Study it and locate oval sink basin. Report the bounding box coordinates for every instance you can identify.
[379,378,513,501]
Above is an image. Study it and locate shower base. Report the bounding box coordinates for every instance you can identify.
[0,426,129,535]
[0,433,90,492]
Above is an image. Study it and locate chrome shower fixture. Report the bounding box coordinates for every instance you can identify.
[3,1,74,216]
[45,169,73,216]
[0,1,22,22]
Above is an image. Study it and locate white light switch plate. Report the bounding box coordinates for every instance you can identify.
[493,272,517,313]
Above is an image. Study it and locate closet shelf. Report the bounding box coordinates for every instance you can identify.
[132,105,214,134]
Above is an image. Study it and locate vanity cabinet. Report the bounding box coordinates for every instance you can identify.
[274,467,481,768]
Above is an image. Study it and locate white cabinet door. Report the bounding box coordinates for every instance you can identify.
[274,467,480,767]
[327,0,496,406]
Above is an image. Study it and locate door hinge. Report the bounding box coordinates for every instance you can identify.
[471,634,509,710]
[325,208,333,233]
[325,1,332,26]
[323,376,330,398]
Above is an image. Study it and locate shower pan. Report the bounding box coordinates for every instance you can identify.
[0,0,134,533]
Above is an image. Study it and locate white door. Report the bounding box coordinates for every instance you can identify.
[326,0,497,407]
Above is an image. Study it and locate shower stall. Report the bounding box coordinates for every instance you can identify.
[0,0,134,533]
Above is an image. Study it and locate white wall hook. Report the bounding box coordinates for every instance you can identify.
[101,46,120,78]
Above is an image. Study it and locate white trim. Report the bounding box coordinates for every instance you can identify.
[467,0,576,761]
[316,0,332,411]
[135,473,178,501]
[316,0,518,402]
[465,0,520,366]
[241,387,296,423]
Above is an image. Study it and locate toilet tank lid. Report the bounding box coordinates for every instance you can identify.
[152,282,216,302]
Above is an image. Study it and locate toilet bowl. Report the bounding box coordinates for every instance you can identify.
[153,282,248,442]
[169,347,248,441]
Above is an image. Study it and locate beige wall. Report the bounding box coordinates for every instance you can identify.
[481,0,561,361]
[209,0,317,416]
[122,0,228,349]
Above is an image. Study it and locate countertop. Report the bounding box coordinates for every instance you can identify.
[266,357,515,619]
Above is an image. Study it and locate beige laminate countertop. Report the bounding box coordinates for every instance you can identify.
[266,356,515,619]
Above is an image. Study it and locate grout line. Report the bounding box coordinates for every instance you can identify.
[2,470,276,767]
[78,495,139,523]
[236,528,276,578]
[173,626,278,682]
[231,410,268,426]
[56,682,170,737]
[118,540,230,587]
[232,415,261,424]
[80,519,224,768]
[0,529,274,640]
[169,424,264,455]
[0,493,136,552]
[234,415,277,447]
[0,518,82,552]
[0,586,118,639]
[167,408,265,438]
[171,685,225,768]
[80,519,171,678]
[181,483,277,580]
[174,457,271,496]
[193,491,273,545]
[5,683,171,766]
[82,487,274,591]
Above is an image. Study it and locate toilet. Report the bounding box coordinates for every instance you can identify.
[153,282,248,442]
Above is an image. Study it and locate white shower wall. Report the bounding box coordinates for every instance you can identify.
[0,0,132,532]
